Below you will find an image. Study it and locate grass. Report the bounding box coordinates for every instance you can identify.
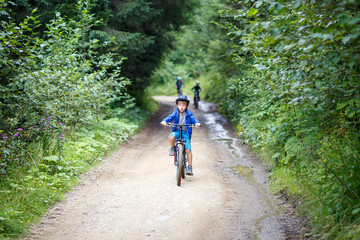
[0,110,148,239]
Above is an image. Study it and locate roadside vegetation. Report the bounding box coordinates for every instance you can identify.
[150,0,360,239]
[2,0,359,239]
[0,0,189,238]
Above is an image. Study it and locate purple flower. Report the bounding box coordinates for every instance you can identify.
[3,135,7,139]
[34,125,38,128]
[49,126,53,128]
[47,122,51,124]
[45,114,49,116]
[41,119,45,121]
[14,133,19,137]
[51,116,55,118]
[43,128,46,130]
[60,134,64,137]
[18,128,23,131]
[59,122,63,126]
[59,136,64,139]
[46,130,51,133]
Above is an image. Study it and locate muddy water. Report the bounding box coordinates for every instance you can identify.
[198,101,286,240]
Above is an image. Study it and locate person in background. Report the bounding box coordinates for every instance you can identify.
[175,77,184,95]
[191,81,201,104]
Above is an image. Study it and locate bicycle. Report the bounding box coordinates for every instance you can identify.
[164,123,200,186]
[177,86,183,96]
[193,91,200,109]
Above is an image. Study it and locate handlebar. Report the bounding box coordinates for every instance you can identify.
[162,122,201,128]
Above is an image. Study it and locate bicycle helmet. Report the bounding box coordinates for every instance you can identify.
[176,95,190,106]
[196,81,200,85]
[177,77,181,80]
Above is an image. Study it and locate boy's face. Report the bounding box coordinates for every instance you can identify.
[177,101,187,113]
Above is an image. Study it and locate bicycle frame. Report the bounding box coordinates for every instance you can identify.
[174,125,188,166]
[169,123,192,165]
[177,86,183,95]
[165,123,197,186]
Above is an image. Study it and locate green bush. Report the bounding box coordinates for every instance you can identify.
[0,110,146,239]
[213,1,360,238]
[0,1,149,238]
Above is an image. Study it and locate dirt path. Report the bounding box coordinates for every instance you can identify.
[24,96,301,240]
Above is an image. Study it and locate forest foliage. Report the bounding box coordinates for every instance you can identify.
[1,0,360,238]
[0,0,192,238]
[217,1,360,239]
[6,0,194,103]
[151,0,360,239]
[1,0,129,175]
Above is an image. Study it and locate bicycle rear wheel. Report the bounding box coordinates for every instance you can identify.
[194,95,199,109]
[176,144,184,186]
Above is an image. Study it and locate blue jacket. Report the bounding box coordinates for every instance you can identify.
[162,109,200,139]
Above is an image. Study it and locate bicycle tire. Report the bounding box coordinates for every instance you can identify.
[194,95,199,109]
[177,144,184,186]
[182,155,186,179]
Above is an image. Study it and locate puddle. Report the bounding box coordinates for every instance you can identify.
[199,102,242,159]
[231,165,254,179]
[199,101,284,240]
[213,138,240,159]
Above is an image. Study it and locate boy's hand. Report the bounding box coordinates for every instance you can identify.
[195,123,201,127]
[161,121,167,126]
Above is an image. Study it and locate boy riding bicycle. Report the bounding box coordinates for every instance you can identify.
[161,95,201,175]
[191,81,201,103]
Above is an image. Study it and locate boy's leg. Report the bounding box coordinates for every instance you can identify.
[183,133,194,175]
[169,135,175,147]
[168,132,176,156]
[186,149,192,165]
[186,149,193,175]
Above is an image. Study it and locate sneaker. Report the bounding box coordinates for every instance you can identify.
[169,146,175,156]
[187,165,194,176]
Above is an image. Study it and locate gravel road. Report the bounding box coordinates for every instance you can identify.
[24,96,302,240]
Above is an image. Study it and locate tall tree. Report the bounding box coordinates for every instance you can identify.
[8,0,195,104]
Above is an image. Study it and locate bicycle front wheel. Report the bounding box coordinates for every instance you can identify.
[176,144,184,186]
